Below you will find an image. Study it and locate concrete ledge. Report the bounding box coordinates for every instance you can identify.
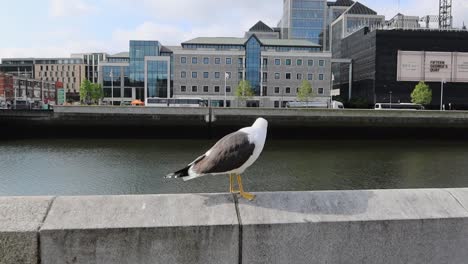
[40,194,238,264]
[0,196,54,264]
[239,189,468,264]
[2,189,468,264]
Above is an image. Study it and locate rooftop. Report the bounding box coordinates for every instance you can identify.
[182,36,320,47]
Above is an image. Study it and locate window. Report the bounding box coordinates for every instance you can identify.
[51,66,54,71]
[215,86,220,93]
[203,86,209,92]
[226,86,231,93]
[226,72,231,78]
[262,72,267,81]
[215,58,221,64]
[181,57,187,64]
[308,60,314,66]
[46,66,49,71]
[274,87,280,94]
[297,73,302,80]
[192,72,198,79]
[226,58,232,64]
[215,72,220,79]
[286,73,291,79]
[275,59,280,65]
[286,59,291,66]
[319,60,325,67]
[274,101,279,108]
[238,72,243,80]
[319,74,324,80]
[192,86,198,92]
[181,71,186,78]
[308,74,314,80]
[297,59,303,66]
[204,72,209,79]
[263,58,268,66]
[40,66,43,71]
[318,88,324,94]
[192,57,198,64]
[181,86,187,92]
[286,87,291,94]
[203,57,209,64]
[238,58,243,66]
[274,73,280,80]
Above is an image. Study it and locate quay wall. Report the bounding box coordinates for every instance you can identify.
[2,188,468,264]
[3,106,468,139]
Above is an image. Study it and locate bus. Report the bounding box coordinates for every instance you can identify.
[146,97,205,107]
[286,101,344,109]
[374,103,424,110]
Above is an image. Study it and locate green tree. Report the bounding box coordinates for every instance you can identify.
[411,81,432,105]
[79,79,92,104]
[235,80,255,105]
[90,83,103,105]
[297,80,315,102]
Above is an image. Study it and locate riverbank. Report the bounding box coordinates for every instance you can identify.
[2,106,468,139]
[2,188,468,264]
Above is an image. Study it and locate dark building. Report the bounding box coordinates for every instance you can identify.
[335,28,468,109]
[0,59,35,78]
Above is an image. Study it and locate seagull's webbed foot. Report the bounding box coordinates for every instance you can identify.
[237,174,256,201]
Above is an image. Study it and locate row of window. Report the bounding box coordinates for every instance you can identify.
[180,57,327,67]
[273,87,324,95]
[178,85,324,95]
[180,71,325,81]
[181,57,236,65]
[39,65,80,71]
[275,72,325,81]
[39,71,76,78]
[180,85,232,93]
[273,58,325,67]
[40,77,76,84]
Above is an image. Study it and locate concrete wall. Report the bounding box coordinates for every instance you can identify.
[2,189,468,264]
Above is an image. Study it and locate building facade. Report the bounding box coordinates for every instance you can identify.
[280,0,328,48]
[71,53,108,83]
[334,27,468,109]
[0,58,35,78]
[0,72,57,108]
[33,58,86,102]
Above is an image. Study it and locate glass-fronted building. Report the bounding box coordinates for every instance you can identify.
[99,41,172,105]
[280,0,327,47]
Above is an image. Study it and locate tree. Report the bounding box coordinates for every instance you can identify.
[411,81,432,105]
[90,83,103,105]
[79,79,92,104]
[297,80,315,103]
[235,80,255,105]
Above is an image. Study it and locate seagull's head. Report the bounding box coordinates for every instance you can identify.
[252,117,268,130]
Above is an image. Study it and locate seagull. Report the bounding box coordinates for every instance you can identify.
[165,117,268,200]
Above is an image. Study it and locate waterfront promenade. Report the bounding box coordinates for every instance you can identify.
[2,188,468,264]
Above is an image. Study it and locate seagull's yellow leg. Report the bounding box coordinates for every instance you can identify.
[230,174,239,194]
[237,174,256,201]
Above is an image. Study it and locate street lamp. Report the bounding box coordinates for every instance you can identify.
[224,72,229,108]
[109,69,114,106]
[440,79,446,111]
[389,91,393,109]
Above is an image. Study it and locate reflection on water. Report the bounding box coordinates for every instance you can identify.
[1,139,468,196]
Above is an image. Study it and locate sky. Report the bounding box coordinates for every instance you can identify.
[0,0,467,59]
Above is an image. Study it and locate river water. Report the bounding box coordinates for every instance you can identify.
[1,139,468,196]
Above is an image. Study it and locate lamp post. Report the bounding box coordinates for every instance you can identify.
[440,79,446,111]
[224,72,229,108]
[389,91,393,109]
[109,69,114,106]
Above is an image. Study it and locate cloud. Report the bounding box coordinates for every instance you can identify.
[49,0,97,17]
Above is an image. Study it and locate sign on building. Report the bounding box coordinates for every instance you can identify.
[57,89,65,105]
[397,51,468,83]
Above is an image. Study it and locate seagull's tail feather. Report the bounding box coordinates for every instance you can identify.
[165,166,190,179]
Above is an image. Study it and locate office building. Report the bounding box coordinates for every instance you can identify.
[0,72,57,108]
[279,0,327,47]
[71,53,109,83]
[34,58,86,101]
[334,27,468,108]
[0,58,35,78]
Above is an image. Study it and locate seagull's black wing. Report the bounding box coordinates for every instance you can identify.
[192,131,255,174]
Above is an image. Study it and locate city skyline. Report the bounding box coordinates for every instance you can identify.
[0,0,467,59]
